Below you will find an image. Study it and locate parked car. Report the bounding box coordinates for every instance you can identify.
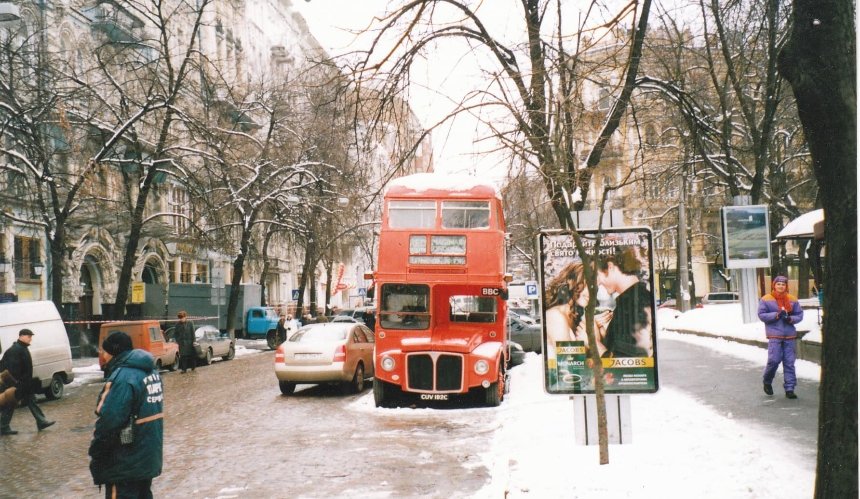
[509,307,539,323]
[509,310,537,325]
[334,306,377,332]
[507,341,526,367]
[0,301,75,400]
[99,321,178,372]
[699,292,740,307]
[657,298,677,309]
[166,325,235,366]
[508,316,542,353]
[274,322,375,395]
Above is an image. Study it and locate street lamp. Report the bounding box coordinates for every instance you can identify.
[0,257,10,274]
[33,261,44,277]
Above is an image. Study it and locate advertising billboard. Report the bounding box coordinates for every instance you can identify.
[539,228,658,395]
[720,205,771,269]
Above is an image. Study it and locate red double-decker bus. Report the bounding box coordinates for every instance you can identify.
[366,173,510,407]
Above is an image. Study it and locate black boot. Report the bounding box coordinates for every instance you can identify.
[785,391,797,399]
[763,383,773,395]
[37,421,55,431]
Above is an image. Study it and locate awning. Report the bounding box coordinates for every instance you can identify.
[776,209,824,241]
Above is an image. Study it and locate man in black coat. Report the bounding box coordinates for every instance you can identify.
[0,329,55,435]
[174,311,196,373]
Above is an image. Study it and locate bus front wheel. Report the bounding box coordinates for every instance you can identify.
[373,378,399,408]
[484,366,505,407]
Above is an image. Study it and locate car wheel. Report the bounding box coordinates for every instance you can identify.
[167,355,178,372]
[343,364,365,394]
[222,345,235,361]
[44,374,64,400]
[203,348,213,366]
[279,380,296,395]
[266,331,278,350]
[156,359,163,371]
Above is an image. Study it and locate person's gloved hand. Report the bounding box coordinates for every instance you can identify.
[779,310,789,320]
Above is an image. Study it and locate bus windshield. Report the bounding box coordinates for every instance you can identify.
[379,284,430,330]
[449,295,498,323]
[441,201,490,229]
[389,200,436,228]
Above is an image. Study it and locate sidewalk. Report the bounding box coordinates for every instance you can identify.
[658,303,823,364]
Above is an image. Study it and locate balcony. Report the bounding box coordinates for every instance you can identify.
[270,45,293,64]
[85,2,144,44]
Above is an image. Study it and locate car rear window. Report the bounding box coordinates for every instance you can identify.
[290,327,348,342]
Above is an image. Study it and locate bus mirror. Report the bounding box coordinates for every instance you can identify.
[500,289,508,300]
[366,287,375,300]
[363,271,374,280]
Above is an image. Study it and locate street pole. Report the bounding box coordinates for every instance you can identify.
[733,195,759,323]
[677,170,691,312]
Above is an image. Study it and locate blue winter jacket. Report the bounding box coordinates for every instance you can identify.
[88,349,164,485]
[757,293,803,339]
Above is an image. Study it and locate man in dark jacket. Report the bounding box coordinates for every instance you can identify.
[89,331,164,498]
[174,310,196,373]
[0,328,55,435]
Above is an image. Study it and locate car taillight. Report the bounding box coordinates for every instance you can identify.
[274,345,284,363]
[333,344,346,362]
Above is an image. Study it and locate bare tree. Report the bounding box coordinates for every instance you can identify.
[778,0,857,496]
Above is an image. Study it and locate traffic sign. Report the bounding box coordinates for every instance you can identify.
[358,287,367,296]
[291,289,300,301]
[212,267,225,289]
[525,281,539,298]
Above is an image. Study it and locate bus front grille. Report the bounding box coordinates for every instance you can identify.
[406,353,464,392]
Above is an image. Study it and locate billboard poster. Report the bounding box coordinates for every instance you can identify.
[539,228,659,395]
[720,205,771,269]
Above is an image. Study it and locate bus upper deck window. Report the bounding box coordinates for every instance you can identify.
[441,201,490,229]
[389,200,436,228]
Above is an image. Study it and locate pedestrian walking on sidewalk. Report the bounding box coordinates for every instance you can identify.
[89,332,164,498]
[0,329,55,435]
[758,275,804,399]
[174,310,196,373]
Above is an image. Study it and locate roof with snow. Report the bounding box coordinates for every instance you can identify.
[385,173,501,200]
[775,209,824,240]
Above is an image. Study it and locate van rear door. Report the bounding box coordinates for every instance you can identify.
[148,325,164,363]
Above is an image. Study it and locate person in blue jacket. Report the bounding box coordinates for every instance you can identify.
[758,275,804,399]
[89,331,164,498]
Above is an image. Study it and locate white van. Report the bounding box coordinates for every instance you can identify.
[0,301,75,400]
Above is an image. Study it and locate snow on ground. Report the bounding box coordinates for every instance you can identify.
[477,351,814,498]
[659,303,822,343]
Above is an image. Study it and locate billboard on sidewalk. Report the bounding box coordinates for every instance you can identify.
[539,228,659,395]
[720,205,771,269]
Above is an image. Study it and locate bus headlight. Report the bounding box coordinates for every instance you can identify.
[474,359,489,375]
[381,356,396,371]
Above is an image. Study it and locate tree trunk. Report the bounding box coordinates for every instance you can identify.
[779,1,857,496]
[226,226,252,335]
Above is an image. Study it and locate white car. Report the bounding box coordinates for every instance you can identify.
[274,323,375,395]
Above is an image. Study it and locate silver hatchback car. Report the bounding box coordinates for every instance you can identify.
[274,322,375,395]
